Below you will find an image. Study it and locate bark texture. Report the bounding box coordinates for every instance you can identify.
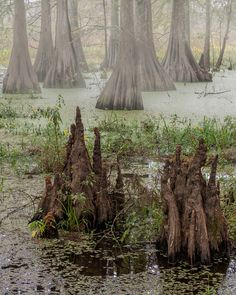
[159,141,229,265]
[184,0,190,46]
[68,0,89,72]
[3,0,40,94]
[96,0,143,110]
[135,0,175,91]
[199,0,211,70]
[162,0,212,82]
[44,0,85,88]
[34,0,54,82]
[31,107,124,235]
[101,0,120,69]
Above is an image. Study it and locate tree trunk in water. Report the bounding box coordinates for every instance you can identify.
[101,0,120,69]
[68,0,89,72]
[162,0,212,82]
[184,0,190,46]
[159,141,229,265]
[3,0,40,94]
[214,0,233,71]
[31,107,124,236]
[101,0,108,69]
[199,0,211,71]
[34,0,54,82]
[44,0,85,88]
[135,0,175,91]
[96,0,143,110]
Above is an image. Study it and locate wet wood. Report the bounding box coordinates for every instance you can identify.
[159,140,230,265]
[31,107,124,236]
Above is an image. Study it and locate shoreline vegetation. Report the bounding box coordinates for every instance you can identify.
[0,98,234,256]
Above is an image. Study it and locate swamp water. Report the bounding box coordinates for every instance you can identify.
[0,69,236,294]
[0,160,236,294]
[1,69,236,126]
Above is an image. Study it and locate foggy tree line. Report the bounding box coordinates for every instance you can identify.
[0,0,235,110]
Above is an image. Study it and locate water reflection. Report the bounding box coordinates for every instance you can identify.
[0,229,235,294]
[67,245,159,277]
[219,258,236,294]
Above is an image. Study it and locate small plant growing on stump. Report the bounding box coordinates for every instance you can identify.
[158,140,230,265]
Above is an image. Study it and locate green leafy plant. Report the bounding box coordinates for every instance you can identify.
[28,219,47,238]
[121,204,164,244]
[222,175,236,240]
[31,96,67,172]
[94,114,236,159]
[59,193,87,231]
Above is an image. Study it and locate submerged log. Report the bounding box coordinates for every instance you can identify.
[31,107,124,236]
[159,140,230,265]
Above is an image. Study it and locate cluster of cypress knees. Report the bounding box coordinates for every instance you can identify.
[31,107,230,265]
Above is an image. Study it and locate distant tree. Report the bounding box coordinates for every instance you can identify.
[44,0,85,88]
[101,0,108,69]
[214,0,233,71]
[135,0,175,91]
[68,0,89,72]
[101,0,120,69]
[96,0,143,110]
[34,0,54,82]
[163,0,212,82]
[199,0,211,71]
[3,0,40,94]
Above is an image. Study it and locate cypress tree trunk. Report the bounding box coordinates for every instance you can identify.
[214,0,233,71]
[135,0,175,91]
[34,0,54,82]
[68,0,89,72]
[44,0,85,88]
[162,0,212,82]
[96,0,143,110]
[101,0,108,70]
[3,0,40,94]
[199,0,211,71]
[185,0,190,46]
[101,0,120,69]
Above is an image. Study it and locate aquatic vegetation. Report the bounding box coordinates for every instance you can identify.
[0,100,19,119]
[58,193,86,231]
[28,218,47,238]
[29,96,67,173]
[221,176,236,241]
[95,113,236,159]
[121,204,164,244]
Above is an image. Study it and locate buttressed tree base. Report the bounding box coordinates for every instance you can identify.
[3,0,40,94]
[96,0,143,110]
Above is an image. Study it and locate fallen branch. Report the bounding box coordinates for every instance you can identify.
[195,90,231,97]
[0,202,31,226]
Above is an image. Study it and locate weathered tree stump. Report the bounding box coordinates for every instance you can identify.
[31,107,124,237]
[159,140,229,265]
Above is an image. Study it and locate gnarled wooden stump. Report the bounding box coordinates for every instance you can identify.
[31,107,124,237]
[159,140,229,265]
